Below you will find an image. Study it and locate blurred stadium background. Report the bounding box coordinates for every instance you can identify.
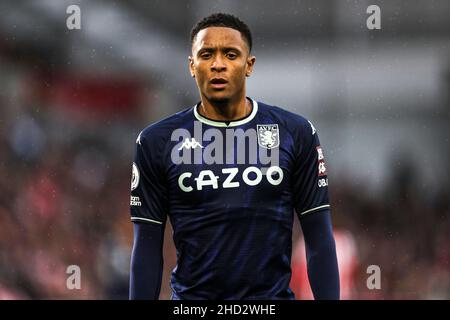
[0,0,449,299]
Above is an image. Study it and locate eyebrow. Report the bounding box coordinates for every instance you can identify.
[197,46,242,54]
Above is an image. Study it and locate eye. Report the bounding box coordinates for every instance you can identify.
[200,52,211,59]
[226,52,237,59]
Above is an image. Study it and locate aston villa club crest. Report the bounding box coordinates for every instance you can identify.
[257,124,279,149]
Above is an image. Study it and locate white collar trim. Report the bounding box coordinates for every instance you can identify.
[193,98,258,127]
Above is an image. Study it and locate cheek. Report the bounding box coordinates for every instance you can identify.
[194,64,209,83]
[232,66,247,84]
[236,62,247,76]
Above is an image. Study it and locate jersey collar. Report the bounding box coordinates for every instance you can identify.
[193,97,258,127]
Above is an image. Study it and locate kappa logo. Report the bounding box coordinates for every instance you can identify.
[308,120,316,135]
[136,132,142,145]
[178,138,204,150]
[257,124,279,149]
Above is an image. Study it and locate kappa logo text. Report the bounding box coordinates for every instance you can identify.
[178,138,204,150]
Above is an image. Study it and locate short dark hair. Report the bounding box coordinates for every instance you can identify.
[190,13,253,53]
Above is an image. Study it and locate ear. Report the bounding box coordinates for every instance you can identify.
[245,55,256,77]
[188,56,195,78]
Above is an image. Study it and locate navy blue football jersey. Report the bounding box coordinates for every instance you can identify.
[130,97,330,299]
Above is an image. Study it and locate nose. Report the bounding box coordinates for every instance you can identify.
[211,55,226,72]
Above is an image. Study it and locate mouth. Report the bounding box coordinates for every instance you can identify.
[209,78,228,89]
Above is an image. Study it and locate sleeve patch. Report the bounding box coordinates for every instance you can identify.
[316,146,327,176]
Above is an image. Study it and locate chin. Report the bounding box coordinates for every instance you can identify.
[207,92,231,104]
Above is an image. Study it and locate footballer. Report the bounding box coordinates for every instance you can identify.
[129,13,339,300]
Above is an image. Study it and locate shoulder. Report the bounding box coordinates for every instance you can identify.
[256,101,316,137]
[136,107,193,145]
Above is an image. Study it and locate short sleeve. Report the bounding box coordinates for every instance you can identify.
[292,120,331,218]
[130,131,168,225]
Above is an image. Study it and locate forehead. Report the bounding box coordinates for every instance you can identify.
[192,26,247,51]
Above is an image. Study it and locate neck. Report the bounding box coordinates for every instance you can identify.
[198,94,251,121]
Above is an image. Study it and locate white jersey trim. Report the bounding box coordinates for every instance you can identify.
[193,98,258,127]
[299,204,330,216]
[131,217,163,224]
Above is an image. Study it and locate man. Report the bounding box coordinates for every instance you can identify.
[129,13,339,300]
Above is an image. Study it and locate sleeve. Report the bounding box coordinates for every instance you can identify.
[129,222,165,300]
[300,209,340,300]
[130,131,169,225]
[292,119,330,218]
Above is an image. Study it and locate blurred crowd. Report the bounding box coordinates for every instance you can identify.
[0,45,449,300]
[0,50,137,299]
[329,172,450,299]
